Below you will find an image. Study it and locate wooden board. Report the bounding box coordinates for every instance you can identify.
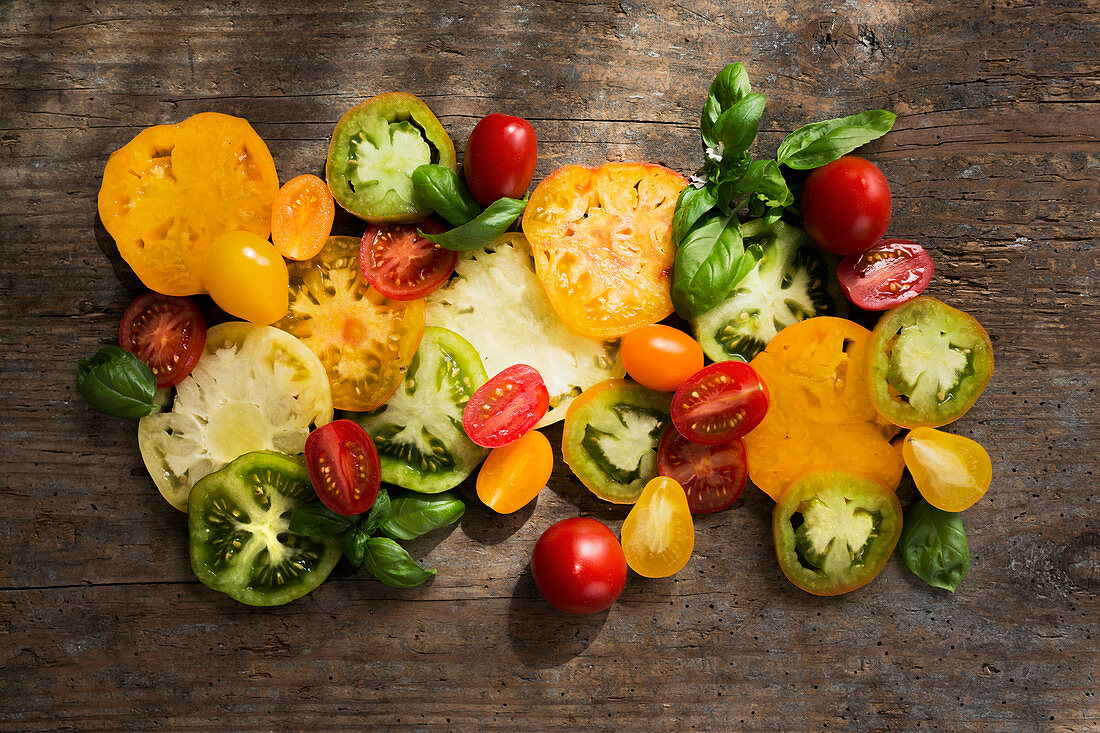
[1,1,1097,730]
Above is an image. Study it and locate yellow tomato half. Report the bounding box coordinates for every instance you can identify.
[903,428,992,512]
[620,476,695,578]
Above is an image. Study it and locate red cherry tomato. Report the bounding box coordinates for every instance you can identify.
[531,517,627,615]
[837,238,934,310]
[360,220,456,300]
[463,364,549,448]
[801,156,892,256]
[620,324,705,392]
[671,362,769,446]
[304,419,381,516]
[656,426,748,514]
[118,292,207,388]
[463,113,538,205]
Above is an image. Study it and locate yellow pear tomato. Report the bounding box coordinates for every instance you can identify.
[620,476,695,578]
[203,230,289,325]
[903,427,992,512]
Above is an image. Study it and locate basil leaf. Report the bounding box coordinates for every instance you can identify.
[76,346,158,419]
[411,164,482,227]
[380,491,466,542]
[358,488,392,535]
[712,93,767,159]
[340,529,370,568]
[422,196,526,252]
[714,159,770,208]
[763,206,784,226]
[702,62,752,146]
[360,537,436,588]
[670,183,718,246]
[671,214,751,318]
[899,499,970,592]
[288,502,357,539]
[756,161,794,208]
[776,110,896,170]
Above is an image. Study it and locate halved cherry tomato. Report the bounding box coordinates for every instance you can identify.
[621,476,695,578]
[360,220,455,300]
[903,427,992,512]
[202,230,289,325]
[271,174,335,261]
[837,239,933,310]
[119,292,206,387]
[671,362,769,446]
[531,517,627,615]
[656,426,747,514]
[463,364,549,448]
[801,156,891,256]
[621,325,704,392]
[476,430,553,514]
[304,419,381,516]
[464,113,538,205]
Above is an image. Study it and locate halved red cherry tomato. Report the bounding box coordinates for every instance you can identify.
[119,292,207,388]
[801,156,892,256]
[657,426,747,514]
[621,325,704,392]
[463,113,538,205]
[531,517,627,615]
[837,239,933,310]
[360,220,456,300]
[271,174,335,261]
[304,419,381,516]
[671,362,769,446]
[463,364,549,448]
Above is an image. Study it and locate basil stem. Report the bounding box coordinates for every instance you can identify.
[360,537,437,588]
[422,196,526,252]
[899,499,970,592]
[76,346,158,419]
[776,110,897,170]
[411,164,482,226]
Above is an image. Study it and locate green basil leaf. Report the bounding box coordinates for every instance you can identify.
[340,529,371,568]
[358,488,392,535]
[288,502,357,539]
[746,195,767,218]
[702,62,752,146]
[756,160,794,208]
[380,491,466,542]
[360,537,436,588]
[670,183,718,246]
[701,96,722,150]
[422,196,526,252]
[671,214,750,319]
[763,206,784,226]
[714,159,770,208]
[900,499,970,592]
[712,93,767,159]
[76,346,158,419]
[776,110,896,170]
[411,164,482,226]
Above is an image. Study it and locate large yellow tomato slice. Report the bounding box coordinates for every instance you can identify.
[98,112,280,296]
[522,163,686,338]
[275,236,424,411]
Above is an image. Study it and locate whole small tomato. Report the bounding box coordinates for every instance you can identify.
[463,113,538,205]
[531,517,627,615]
[800,156,892,256]
[620,324,704,392]
[203,230,289,325]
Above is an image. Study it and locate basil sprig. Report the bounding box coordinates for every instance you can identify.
[422,196,527,252]
[76,346,158,419]
[411,164,482,226]
[899,499,970,592]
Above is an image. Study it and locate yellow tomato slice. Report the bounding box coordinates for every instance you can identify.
[903,427,992,512]
[476,430,553,514]
[621,476,695,578]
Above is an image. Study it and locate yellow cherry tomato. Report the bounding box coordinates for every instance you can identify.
[203,230,289,325]
[620,476,695,578]
[620,324,705,392]
[476,430,553,514]
[903,427,992,512]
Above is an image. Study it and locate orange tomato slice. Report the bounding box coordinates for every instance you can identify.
[271,174,336,260]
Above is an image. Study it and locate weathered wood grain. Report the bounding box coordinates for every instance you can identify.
[1,0,1097,730]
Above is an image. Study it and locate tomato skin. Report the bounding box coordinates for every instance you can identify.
[464,113,538,205]
[476,430,553,514]
[621,325,704,392]
[304,420,381,516]
[119,292,207,388]
[531,517,627,615]
[656,426,747,514]
[463,364,549,448]
[837,239,934,310]
[801,156,892,256]
[360,220,455,300]
[203,230,289,325]
[671,362,769,446]
[903,427,992,512]
[271,174,335,261]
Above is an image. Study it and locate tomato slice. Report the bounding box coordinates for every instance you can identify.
[656,426,747,514]
[837,239,934,310]
[271,174,335,261]
[671,362,769,445]
[620,476,695,578]
[119,292,207,388]
[304,419,381,516]
[360,220,455,300]
[463,364,549,448]
[476,430,553,514]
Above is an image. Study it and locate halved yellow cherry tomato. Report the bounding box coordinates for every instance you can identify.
[202,231,289,325]
[620,476,695,578]
[271,174,335,261]
[476,430,553,514]
[621,325,704,392]
[903,427,992,512]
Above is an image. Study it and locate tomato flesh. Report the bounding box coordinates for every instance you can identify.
[801,156,892,256]
[837,239,933,310]
[305,419,381,516]
[621,476,695,578]
[476,430,553,514]
[903,427,992,512]
[360,220,455,300]
[202,230,289,326]
[531,517,627,615]
[657,426,747,514]
[621,324,704,392]
[464,113,538,205]
[463,364,549,448]
[271,174,335,261]
[671,362,769,445]
[119,292,207,387]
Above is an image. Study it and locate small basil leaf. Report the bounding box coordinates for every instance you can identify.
[900,499,970,592]
[712,93,767,159]
[709,62,752,113]
[422,196,526,252]
[76,346,158,419]
[714,159,770,206]
[776,110,896,170]
[756,160,794,208]
[747,196,766,218]
[288,502,357,539]
[340,529,371,568]
[360,537,437,588]
[763,206,784,226]
[671,214,751,319]
[358,488,392,535]
[670,183,718,246]
[380,491,466,542]
[411,164,482,226]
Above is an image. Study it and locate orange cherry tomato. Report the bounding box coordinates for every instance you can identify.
[620,476,695,578]
[202,230,289,325]
[476,430,553,514]
[620,325,704,392]
[903,427,992,512]
[271,174,335,261]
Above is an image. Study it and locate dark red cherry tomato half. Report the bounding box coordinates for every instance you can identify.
[837,238,934,310]
[463,364,549,448]
[118,292,206,388]
[801,156,892,256]
[671,361,769,446]
[360,220,456,300]
[304,419,381,516]
[531,517,627,615]
[657,425,748,514]
[463,113,538,206]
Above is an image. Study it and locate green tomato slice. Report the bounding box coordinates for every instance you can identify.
[354,327,488,493]
[188,451,341,606]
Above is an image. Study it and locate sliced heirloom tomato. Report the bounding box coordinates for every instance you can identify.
[671,361,769,445]
[463,364,549,448]
[620,325,704,393]
[119,292,206,388]
[657,426,747,514]
[903,427,992,512]
[271,174,335,261]
[837,238,934,310]
[522,162,686,338]
[305,420,381,516]
[360,220,455,300]
[476,430,553,514]
[621,476,695,578]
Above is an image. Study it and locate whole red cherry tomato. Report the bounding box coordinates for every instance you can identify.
[531,517,627,615]
[800,156,892,256]
[305,419,381,516]
[463,113,538,205]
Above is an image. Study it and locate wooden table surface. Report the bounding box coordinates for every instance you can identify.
[2,1,1097,730]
